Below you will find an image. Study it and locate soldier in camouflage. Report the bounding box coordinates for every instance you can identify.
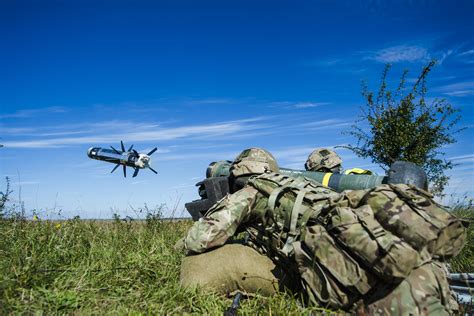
[181,148,464,314]
[305,147,373,175]
[305,148,343,173]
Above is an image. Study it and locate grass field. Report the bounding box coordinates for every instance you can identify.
[0,215,334,314]
[1,205,472,314]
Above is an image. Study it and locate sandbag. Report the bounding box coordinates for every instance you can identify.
[180,243,296,296]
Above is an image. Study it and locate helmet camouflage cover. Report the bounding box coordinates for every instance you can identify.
[305,148,342,173]
[230,148,279,177]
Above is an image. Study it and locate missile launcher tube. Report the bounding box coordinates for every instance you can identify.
[206,160,386,192]
[280,168,386,192]
[188,160,426,220]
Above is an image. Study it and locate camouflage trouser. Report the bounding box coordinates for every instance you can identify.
[180,243,298,296]
[364,262,458,316]
[181,244,457,314]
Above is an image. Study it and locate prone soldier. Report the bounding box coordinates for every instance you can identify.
[180,148,465,314]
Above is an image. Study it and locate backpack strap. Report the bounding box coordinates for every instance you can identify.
[267,177,294,212]
[356,207,393,255]
[282,188,311,256]
[290,188,310,235]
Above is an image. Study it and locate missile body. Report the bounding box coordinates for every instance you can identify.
[87,142,158,177]
[87,147,141,169]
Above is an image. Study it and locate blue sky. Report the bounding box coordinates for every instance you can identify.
[1,0,473,218]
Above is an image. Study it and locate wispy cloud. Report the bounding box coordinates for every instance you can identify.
[458,49,474,56]
[366,45,431,63]
[293,102,330,109]
[0,127,36,135]
[434,81,474,97]
[0,106,67,119]
[449,154,474,164]
[1,118,271,148]
[268,101,331,109]
[438,49,454,64]
[306,43,453,68]
[301,119,352,130]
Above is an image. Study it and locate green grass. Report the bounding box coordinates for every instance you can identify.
[1,203,472,314]
[0,217,331,315]
[448,204,474,272]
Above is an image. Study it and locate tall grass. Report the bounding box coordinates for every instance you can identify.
[0,215,324,314]
[448,201,474,272]
[0,175,471,313]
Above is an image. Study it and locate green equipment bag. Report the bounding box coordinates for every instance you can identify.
[247,173,466,309]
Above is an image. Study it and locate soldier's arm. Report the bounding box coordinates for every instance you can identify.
[184,186,259,253]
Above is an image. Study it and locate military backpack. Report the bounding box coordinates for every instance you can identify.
[247,173,466,309]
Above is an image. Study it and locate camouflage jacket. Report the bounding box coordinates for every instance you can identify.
[185,185,265,253]
[184,173,339,255]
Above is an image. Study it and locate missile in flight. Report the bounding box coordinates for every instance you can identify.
[87,141,158,177]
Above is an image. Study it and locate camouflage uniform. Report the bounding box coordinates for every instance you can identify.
[182,148,464,314]
[305,148,373,175]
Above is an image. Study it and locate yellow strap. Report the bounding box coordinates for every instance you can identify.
[344,168,372,175]
[322,173,332,187]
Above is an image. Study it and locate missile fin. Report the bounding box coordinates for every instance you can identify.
[111,146,121,154]
[133,168,139,177]
[147,147,158,156]
[111,164,120,173]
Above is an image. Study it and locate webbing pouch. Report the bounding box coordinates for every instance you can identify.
[364,184,467,260]
[326,205,420,281]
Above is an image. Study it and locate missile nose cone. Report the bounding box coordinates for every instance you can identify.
[87,147,94,158]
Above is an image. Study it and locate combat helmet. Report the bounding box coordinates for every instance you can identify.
[230,147,279,178]
[305,148,342,173]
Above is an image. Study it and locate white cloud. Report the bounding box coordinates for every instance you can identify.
[458,49,474,56]
[434,81,474,97]
[268,101,330,109]
[293,102,330,109]
[1,118,270,148]
[0,106,67,119]
[449,154,474,164]
[438,49,453,64]
[443,90,474,97]
[367,45,431,63]
[0,127,36,135]
[301,119,352,130]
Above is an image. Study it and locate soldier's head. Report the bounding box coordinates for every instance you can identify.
[305,148,342,173]
[230,147,279,178]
